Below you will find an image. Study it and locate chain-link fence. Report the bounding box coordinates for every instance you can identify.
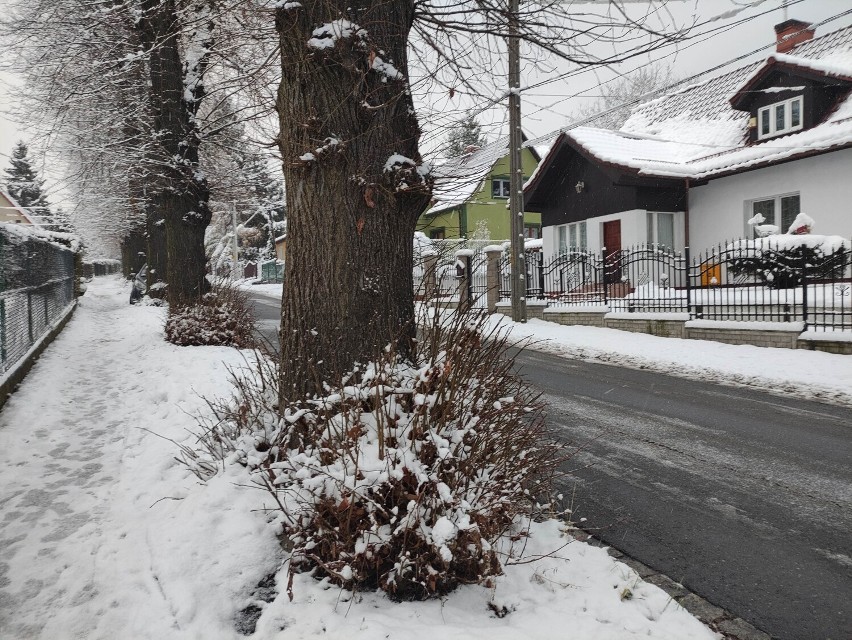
[1,225,77,377]
[81,259,121,278]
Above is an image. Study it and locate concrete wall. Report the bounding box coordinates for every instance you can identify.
[533,308,851,353]
[689,148,852,248]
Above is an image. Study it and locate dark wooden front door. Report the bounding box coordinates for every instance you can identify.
[603,220,622,284]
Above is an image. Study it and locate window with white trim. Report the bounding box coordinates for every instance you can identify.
[647,212,675,248]
[758,96,803,139]
[745,193,800,236]
[491,178,510,198]
[557,221,587,253]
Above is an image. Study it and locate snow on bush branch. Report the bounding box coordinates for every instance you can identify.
[192,311,567,601]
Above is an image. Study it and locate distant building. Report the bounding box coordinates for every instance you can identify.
[418,137,541,240]
[525,20,852,259]
[275,234,286,261]
[0,188,36,225]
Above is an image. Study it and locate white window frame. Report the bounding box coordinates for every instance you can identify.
[556,221,587,253]
[557,226,568,253]
[647,211,675,248]
[491,178,510,198]
[744,192,800,236]
[757,96,803,140]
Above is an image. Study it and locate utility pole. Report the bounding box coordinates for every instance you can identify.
[231,202,240,280]
[508,0,526,322]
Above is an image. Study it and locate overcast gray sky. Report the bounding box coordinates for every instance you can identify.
[1,0,850,175]
[427,0,852,149]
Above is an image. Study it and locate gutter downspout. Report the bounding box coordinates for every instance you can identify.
[683,178,690,247]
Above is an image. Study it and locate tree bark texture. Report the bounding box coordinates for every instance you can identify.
[120,227,146,278]
[139,0,211,307]
[146,209,168,292]
[275,2,431,400]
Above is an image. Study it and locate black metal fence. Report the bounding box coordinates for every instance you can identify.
[508,238,852,332]
[1,226,77,376]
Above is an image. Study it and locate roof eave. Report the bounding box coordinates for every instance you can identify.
[693,140,852,182]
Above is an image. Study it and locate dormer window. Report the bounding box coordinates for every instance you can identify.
[492,178,510,198]
[758,96,803,139]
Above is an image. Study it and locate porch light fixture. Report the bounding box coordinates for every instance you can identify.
[575,181,585,193]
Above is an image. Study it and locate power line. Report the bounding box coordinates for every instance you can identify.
[524,7,852,148]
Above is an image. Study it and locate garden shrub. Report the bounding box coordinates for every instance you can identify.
[165,283,257,348]
[727,236,849,289]
[194,309,565,601]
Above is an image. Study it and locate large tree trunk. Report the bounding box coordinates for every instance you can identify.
[121,226,147,277]
[139,0,211,307]
[146,206,168,292]
[275,2,431,401]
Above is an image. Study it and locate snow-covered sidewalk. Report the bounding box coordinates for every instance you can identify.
[0,277,717,639]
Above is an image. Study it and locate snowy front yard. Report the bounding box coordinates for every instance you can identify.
[0,276,718,639]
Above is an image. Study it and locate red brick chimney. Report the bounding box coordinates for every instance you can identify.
[774,19,815,54]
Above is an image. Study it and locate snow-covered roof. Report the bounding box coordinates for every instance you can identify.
[424,137,511,216]
[532,23,852,185]
[770,51,852,79]
[729,50,852,109]
[0,188,37,225]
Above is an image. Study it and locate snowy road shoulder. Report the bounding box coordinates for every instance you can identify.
[486,316,852,406]
[0,277,717,639]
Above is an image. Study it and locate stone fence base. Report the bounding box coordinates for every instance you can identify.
[493,304,852,354]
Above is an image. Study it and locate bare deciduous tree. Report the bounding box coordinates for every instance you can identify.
[274,0,690,401]
[572,64,678,130]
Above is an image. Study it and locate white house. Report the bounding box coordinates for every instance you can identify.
[525,19,852,259]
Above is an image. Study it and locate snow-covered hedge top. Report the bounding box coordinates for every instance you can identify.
[0,222,82,253]
[727,233,850,254]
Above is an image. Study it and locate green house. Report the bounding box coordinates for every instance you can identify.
[417,136,541,241]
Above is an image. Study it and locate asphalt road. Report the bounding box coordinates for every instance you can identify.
[516,349,852,640]
[247,291,852,639]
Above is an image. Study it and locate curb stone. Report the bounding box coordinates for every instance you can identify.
[570,530,773,640]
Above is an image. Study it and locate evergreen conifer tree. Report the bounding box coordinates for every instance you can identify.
[444,113,488,158]
[50,205,75,234]
[236,153,286,259]
[3,141,52,223]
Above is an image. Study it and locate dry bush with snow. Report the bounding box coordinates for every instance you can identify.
[195,309,565,601]
[165,282,256,348]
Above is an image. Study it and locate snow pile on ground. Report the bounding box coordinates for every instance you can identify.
[488,316,852,405]
[256,517,714,640]
[0,277,717,639]
[0,276,279,639]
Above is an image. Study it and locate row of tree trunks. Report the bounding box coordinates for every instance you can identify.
[275,2,431,400]
[120,227,147,278]
[138,0,211,307]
